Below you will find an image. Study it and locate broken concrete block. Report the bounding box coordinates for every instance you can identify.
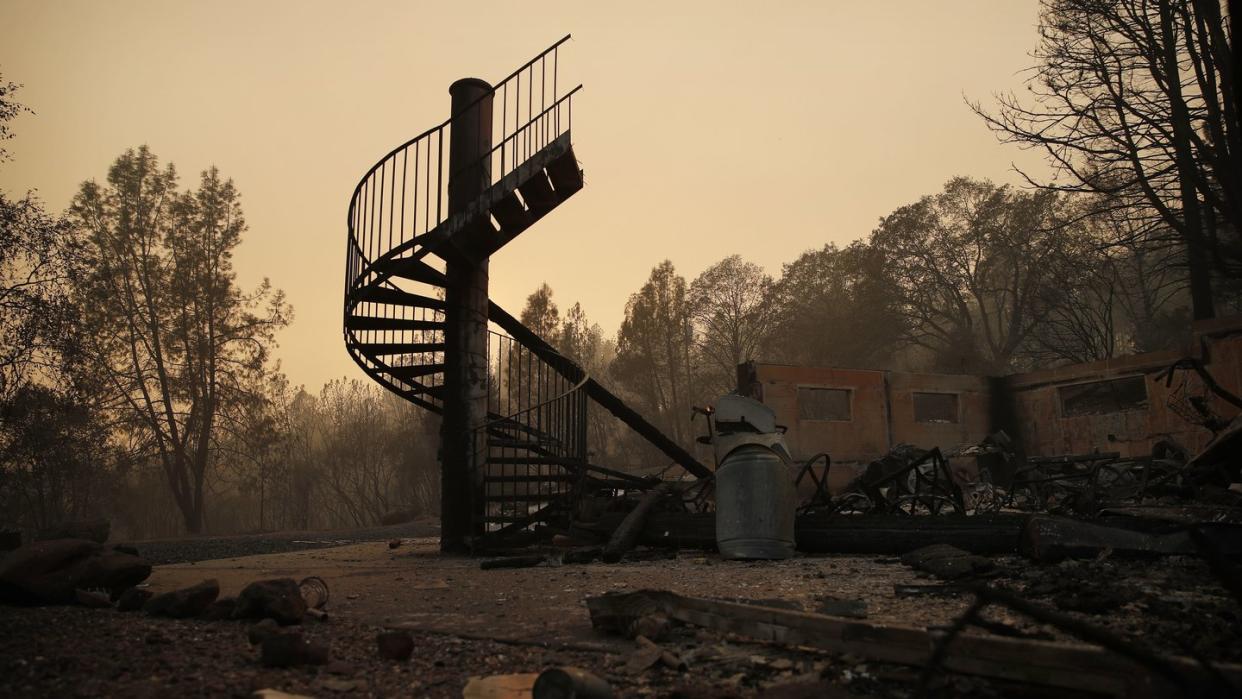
[233,578,306,625]
[74,589,113,608]
[0,539,150,604]
[248,618,281,646]
[626,613,671,641]
[116,587,152,612]
[202,597,237,620]
[532,667,614,698]
[144,579,219,618]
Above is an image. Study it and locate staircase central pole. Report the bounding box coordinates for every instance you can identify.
[441,77,493,553]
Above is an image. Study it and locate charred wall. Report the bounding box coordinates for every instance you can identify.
[744,314,1242,485]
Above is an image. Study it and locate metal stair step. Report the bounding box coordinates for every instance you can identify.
[374,257,447,285]
[490,191,533,235]
[481,514,559,523]
[483,474,575,483]
[409,384,444,399]
[516,172,559,218]
[546,146,583,197]
[354,286,446,309]
[482,494,559,503]
[346,315,444,331]
[487,439,548,450]
[350,341,445,356]
[487,456,583,467]
[387,363,444,381]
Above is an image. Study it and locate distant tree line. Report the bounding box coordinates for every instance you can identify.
[0,78,439,539]
[1,0,1235,536]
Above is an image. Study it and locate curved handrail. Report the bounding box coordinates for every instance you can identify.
[340,35,571,297]
[342,37,582,417]
[347,34,569,203]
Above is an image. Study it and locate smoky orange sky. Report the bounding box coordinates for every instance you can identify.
[0,1,1050,392]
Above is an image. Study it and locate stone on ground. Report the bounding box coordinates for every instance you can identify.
[233,578,307,625]
[144,578,219,618]
[0,539,151,604]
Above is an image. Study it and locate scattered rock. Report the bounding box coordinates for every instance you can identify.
[376,630,414,660]
[532,667,614,699]
[116,587,153,612]
[900,544,995,581]
[36,518,110,544]
[253,690,315,699]
[626,635,684,673]
[324,660,354,675]
[757,680,841,698]
[86,548,153,596]
[462,673,539,699]
[234,578,307,625]
[0,539,151,604]
[626,613,671,641]
[74,589,113,608]
[626,638,663,673]
[260,630,329,667]
[248,618,281,646]
[203,597,237,620]
[144,579,219,618]
[319,678,358,693]
[387,539,401,549]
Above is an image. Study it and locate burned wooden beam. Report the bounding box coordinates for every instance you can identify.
[585,589,1242,696]
[1021,515,1242,562]
[796,513,1025,555]
[603,483,672,563]
[628,512,1027,555]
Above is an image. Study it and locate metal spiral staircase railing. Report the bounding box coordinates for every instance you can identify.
[343,37,711,540]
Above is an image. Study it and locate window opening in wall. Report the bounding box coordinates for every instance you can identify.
[913,391,959,424]
[1058,375,1148,417]
[797,387,851,421]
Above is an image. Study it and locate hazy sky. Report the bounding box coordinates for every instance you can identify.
[1,1,1049,392]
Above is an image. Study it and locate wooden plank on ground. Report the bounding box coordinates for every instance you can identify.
[586,589,1242,696]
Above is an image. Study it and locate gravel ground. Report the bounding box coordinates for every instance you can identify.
[0,605,617,698]
[119,521,438,565]
[0,601,1054,698]
[5,526,1241,697]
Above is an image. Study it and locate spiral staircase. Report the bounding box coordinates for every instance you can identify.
[343,37,710,545]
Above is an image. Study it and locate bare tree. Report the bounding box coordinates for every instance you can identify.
[612,261,698,447]
[519,283,561,338]
[763,242,907,370]
[972,0,1240,320]
[0,75,78,402]
[313,379,435,527]
[69,147,290,533]
[689,255,775,396]
[869,178,1078,373]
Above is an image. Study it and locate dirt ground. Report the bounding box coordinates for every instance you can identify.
[2,537,1240,697]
